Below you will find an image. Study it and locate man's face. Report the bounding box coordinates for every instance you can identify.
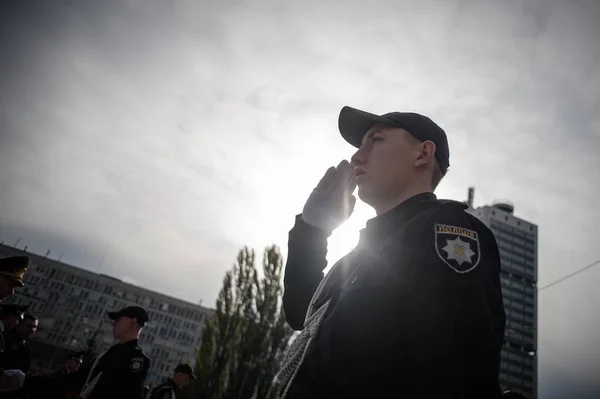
[112,316,135,339]
[3,314,21,331]
[351,125,424,209]
[0,277,18,302]
[66,358,82,373]
[19,318,38,339]
[174,373,191,388]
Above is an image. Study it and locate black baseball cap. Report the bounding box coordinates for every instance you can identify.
[107,306,149,326]
[174,363,197,379]
[338,106,450,172]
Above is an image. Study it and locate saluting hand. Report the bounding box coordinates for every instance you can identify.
[302,160,357,233]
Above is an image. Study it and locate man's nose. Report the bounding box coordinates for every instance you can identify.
[351,146,367,165]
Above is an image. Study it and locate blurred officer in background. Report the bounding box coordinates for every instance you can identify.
[149,363,197,399]
[0,256,29,393]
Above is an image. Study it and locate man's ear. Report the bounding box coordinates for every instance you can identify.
[415,140,437,167]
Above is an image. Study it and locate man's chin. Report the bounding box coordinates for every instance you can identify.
[357,186,374,205]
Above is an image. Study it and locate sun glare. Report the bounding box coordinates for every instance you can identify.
[325,200,374,272]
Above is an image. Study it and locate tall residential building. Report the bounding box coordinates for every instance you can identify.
[466,188,538,399]
[0,243,213,387]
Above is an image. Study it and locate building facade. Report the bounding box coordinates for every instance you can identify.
[0,243,213,387]
[467,191,538,398]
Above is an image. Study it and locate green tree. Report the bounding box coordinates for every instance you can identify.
[194,245,293,399]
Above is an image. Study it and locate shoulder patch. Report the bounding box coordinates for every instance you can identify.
[434,224,480,273]
[130,357,144,372]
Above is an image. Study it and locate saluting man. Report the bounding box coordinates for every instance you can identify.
[278,106,506,398]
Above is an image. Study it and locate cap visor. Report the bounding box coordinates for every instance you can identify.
[338,106,389,148]
[8,278,24,287]
[107,311,119,320]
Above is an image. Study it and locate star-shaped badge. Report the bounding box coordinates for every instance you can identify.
[441,237,476,266]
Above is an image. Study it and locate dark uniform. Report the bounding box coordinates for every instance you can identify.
[77,306,151,399]
[0,304,27,371]
[78,338,150,399]
[0,257,29,343]
[22,352,84,399]
[149,363,197,399]
[0,256,30,397]
[26,307,151,399]
[280,107,506,398]
[149,379,177,399]
[1,328,32,373]
[501,390,527,399]
[0,304,28,333]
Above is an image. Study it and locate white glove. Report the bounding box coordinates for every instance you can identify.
[0,369,25,392]
[302,160,357,233]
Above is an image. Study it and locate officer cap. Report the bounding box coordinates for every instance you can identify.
[0,303,29,319]
[0,256,30,287]
[107,306,149,326]
[67,351,85,362]
[338,106,450,173]
[174,363,197,379]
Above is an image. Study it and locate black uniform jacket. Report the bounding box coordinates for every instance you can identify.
[149,378,177,399]
[283,193,506,398]
[26,339,150,399]
[1,330,31,373]
[82,338,150,399]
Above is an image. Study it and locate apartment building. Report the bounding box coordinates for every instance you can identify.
[467,188,538,398]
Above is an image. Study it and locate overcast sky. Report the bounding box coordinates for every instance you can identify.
[1,0,599,397]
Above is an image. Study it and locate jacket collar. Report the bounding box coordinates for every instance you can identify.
[358,192,438,249]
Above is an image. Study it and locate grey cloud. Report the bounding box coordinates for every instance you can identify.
[1,0,599,396]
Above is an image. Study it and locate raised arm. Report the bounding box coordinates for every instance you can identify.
[282,161,356,330]
[282,215,330,330]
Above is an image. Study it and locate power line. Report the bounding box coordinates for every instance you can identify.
[538,258,600,291]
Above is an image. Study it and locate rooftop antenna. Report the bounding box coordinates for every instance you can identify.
[58,253,63,262]
[14,237,21,248]
[467,187,475,209]
[44,250,51,259]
